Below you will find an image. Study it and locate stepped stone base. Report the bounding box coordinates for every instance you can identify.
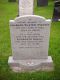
[8,56,53,72]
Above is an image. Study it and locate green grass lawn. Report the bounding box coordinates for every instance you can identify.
[0,0,60,80]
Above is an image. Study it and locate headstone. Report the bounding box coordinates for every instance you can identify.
[19,0,34,16]
[37,0,48,7]
[52,1,60,21]
[8,0,53,72]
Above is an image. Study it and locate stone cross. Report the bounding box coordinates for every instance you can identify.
[19,0,34,16]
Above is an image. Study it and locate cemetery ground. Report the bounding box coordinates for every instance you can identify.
[0,0,60,80]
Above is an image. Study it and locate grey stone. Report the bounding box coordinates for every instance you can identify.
[8,56,53,72]
[37,0,48,7]
[9,15,51,60]
[8,15,53,72]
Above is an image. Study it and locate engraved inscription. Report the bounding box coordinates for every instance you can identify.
[10,16,51,59]
[11,22,49,48]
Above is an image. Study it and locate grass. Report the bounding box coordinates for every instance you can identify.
[0,0,60,80]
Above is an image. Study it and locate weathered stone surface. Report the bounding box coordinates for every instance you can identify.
[8,15,53,72]
[8,56,53,72]
[37,0,48,7]
[9,15,51,60]
[19,0,34,16]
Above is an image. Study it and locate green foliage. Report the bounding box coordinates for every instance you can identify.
[0,0,8,3]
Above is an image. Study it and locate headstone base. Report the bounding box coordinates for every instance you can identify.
[8,56,53,72]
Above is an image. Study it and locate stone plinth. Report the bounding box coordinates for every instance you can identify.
[8,56,53,72]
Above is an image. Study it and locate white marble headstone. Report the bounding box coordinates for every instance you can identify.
[9,15,51,60]
[8,15,53,72]
[19,0,34,16]
[8,15,53,71]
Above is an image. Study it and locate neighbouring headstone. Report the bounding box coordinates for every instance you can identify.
[52,1,60,21]
[37,0,48,7]
[19,0,34,16]
[8,0,53,72]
